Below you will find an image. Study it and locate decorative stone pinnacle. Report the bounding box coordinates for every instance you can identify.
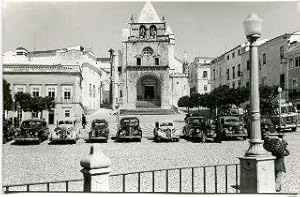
[80,145,111,169]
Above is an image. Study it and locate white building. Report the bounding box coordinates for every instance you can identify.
[188,57,214,95]
[3,46,110,124]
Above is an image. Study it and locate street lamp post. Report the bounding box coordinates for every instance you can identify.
[109,49,115,109]
[278,87,282,131]
[239,13,276,193]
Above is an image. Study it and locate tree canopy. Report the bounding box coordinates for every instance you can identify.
[3,79,12,111]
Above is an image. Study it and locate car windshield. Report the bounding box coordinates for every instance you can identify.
[22,121,43,128]
[189,118,204,124]
[160,122,173,126]
[59,121,73,125]
[121,119,139,127]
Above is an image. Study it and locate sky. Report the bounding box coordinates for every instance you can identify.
[3,1,300,61]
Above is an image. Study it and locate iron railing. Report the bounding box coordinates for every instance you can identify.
[3,163,239,193]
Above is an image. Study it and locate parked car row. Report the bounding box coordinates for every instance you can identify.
[3,113,289,145]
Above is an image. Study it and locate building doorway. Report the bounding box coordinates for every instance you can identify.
[144,85,155,99]
[136,75,161,107]
[48,111,54,124]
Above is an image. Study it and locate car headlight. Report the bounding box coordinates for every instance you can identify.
[35,132,38,136]
[196,129,200,133]
[229,127,232,131]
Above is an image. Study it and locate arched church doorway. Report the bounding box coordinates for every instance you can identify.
[136,75,161,108]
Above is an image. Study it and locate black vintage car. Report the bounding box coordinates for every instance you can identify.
[183,116,217,142]
[261,116,283,139]
[86,119,109,143]
[3,119,15,144]
[14,119,49,144]
[115,117,142,142]
[218,115,248,140]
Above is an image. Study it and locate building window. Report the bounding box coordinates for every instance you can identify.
[32,112,39,118]
[262,77,267,86]
[63,87,72,100]
[31,87,40,97]
[227,55,229,60]
[263,53,266,65]
[93,85,96,98]
[149,25,157,38]
[227,68,230,80]
[89,84,92,97]
[247,60,250,71]
[139,25,146,38]
[137,58,141,66]
[155,58,159,66]
[232,66,235,79]
[238,49,241,55]
[219,68,222,78]
[204,85,208,92]
[279,46,284,59]
[213,69,216,80]
[232,81,235,89]
[246,81,250,88]
[64,109,70,118]
[280,74,285,87]
[238,80,241,88]
[295,56,299,68]
[47,87,55,98]
[237,64,241,77]
[15,85,25,93]
[292,79,297,90]
[289,58,294,69]
[143,47,153,57]
[203,71,208,79]
[232,52,235,58]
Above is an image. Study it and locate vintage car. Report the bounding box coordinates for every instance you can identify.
[3,119,15,144]
[50,119,79,144]
[14,119,49,144]
[182,116,214,142]
[218,115,248,140]
[153,120,179,142]
[115,117,142,142]
[86,119,109,142]
[261,116,283,139]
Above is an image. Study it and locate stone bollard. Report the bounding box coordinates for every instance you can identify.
[80,145,111,192]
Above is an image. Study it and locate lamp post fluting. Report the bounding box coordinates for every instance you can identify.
[239,13,275,193]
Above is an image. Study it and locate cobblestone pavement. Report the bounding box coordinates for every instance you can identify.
[2,109,300,194]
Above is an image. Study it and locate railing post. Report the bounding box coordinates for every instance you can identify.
[80,145,111,192]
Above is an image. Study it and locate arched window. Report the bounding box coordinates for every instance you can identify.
[139,25,146,38]
[143,47,153,57]
[150,25,157,38]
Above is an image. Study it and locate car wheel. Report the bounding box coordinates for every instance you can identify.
[292,127,297,132]
[175,138,179,142]
[156,137,161,143]
[73,140,77,144]
[37,139,41,144]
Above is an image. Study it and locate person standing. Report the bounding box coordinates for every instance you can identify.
[264,134,289,192]
[274,134,289,192]
[82,114,87,129]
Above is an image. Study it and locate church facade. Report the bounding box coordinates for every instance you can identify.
[119,2,189,109]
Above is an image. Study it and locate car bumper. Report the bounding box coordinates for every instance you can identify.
[224,133,247,137]
[15,137,40,142]
[88,136,108,141]
[157,133,179,140]
[117,136,141,140]
[50,136,77,141]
